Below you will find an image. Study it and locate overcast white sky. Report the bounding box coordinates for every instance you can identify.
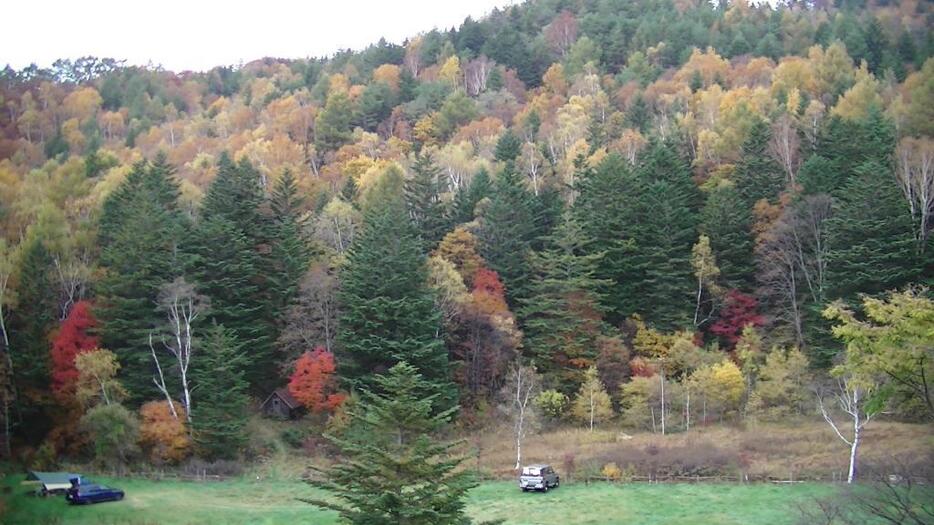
[2,0,516,72]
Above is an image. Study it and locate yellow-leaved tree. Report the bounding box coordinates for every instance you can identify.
[571,366,613,432]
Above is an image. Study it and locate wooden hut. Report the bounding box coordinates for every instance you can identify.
[260,388,304,419]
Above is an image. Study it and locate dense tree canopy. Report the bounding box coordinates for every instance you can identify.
[0,0,931,466]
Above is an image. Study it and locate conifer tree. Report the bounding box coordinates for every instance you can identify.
[521,215,607,391]
[627,144,698,330]
[634,175,698,331]
[191,323,248,460]
[494,129,521,162]
[305,362,475,525]
[811,110,895,196]
[572,154,642,324]
[97,157,188,402]
[191,155,275,390]
[9,235,56,398]
[268,170,313,322]
[450,168,491,225]
[735,120,786,207]
[404,153,450,248]
[337,166,456,411]
[827,161,920,298]
[478,163,536,307]
[701,181,755,289]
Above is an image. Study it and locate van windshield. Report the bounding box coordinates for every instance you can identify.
[522,467,541,476]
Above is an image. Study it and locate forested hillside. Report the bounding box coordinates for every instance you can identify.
[0,0,931,473]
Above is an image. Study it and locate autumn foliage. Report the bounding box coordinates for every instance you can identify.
[709,290,765,349]
[50,301,99,402]
[470,268,509,316]
[288,348,345,414]
[139,400,191,464]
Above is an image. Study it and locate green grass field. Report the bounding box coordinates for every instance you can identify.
[1,474,841,525]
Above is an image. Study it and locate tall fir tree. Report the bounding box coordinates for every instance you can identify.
[809,109,895,196]
[268,170,313,325]
[572,154,642,324]
[337,166,457,411]
[404,153,451,249]
[734,119,786,207]
[700,181,755,289]
[97,157,188,402]
[520,215,607,391]
[191,323,249,460]
[638,140,703,211]
[494,129,521,162]
[449,167,491,225]
[191,154,276,390]
[827,161,920,299]
[8,234,57,434]
[305,362,475,525]
[632,173,699,331]
[478,162,536,308]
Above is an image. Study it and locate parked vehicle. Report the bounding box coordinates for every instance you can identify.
[519,464,559,492]
[66,478,124,505]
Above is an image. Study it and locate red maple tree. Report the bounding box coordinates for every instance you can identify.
[288,347,345,414]
[709,290,765,349]
[50,301,99,402]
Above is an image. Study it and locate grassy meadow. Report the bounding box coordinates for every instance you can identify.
[0,474,841,525]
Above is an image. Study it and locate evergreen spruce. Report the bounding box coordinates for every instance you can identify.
[494,129,521,162]
[450,168,491,225]
[734,120,786,207]
[633,174,698,331]
[478,163,536,307]
[191,323,249,460]
[305,362,475,525]
[572,155,642,324]
[700,182,755,289]
[520,215,607,391]
[404,153,451,248]
[9,235,56,428]
[337,167,457,411]
[827,161,920,298]
[97,157,188,402]
[269,170,313,323]
[191,154,275,390]
[813,110,895,196]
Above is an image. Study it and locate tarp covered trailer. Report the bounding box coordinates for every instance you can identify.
[24,471,85,495]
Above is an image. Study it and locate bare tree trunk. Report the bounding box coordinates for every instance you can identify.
[511,365,535,469]
[149,334,179,420]
[818,378,878,484]
[660,370,666,436]
[685,391,691,432]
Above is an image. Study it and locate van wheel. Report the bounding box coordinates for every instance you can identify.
[543,484,549,492]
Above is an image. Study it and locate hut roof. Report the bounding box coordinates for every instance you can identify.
[263,388,302,410]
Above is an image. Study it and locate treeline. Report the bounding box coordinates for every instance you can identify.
[0,0,931,467]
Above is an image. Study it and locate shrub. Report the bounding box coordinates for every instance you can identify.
[280,426,309,449]
[535,390,569,419]
[602,462,622,481]
[80,403,140,468]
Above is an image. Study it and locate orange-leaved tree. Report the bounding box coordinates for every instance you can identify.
[288,348,345,414]
[139,400,191,464]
